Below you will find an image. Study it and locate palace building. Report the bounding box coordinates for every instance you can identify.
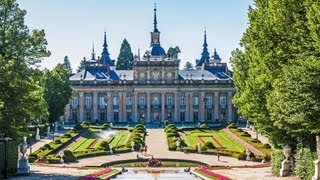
[64,6,236,124]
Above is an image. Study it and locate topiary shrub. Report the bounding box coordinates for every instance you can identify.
[271,149,284,175]
[28,153,38,163]
[165,124,176,131]
[241,132,251,137]
[295,147,317,180]
[203,142,215,150]
[62,133,72,138]
[164,120,169,127]
[43,144,51,149]
[251,139,261,143]
[227,123,237,129]
[81,121,90,128]
[99,140,109,150]
[74,124,83,130]
[236,128,244,132]
[166,129,177,134]
[63,150,77,163]
[237,152,247,160]
[102,123,110,130]
[167,132,179,138]
[134,124,145,130]
[54,139,62,144]
[263,143,271,149]
[199,123,209,128]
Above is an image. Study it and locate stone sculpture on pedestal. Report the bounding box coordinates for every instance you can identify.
[312,136,320,180]
[36,128,40,141]
[46,126,50,138]
[17,137,30,174]
[280,145,291,177]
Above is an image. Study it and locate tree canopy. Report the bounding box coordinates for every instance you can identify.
[42,64,72,125]
[116,39,134,70]
[63,56,72,74]
[231,0,320,148]
[167,46,181,60]
[0,0,50,139]
[76,57,86,73]
[183,61,194,70]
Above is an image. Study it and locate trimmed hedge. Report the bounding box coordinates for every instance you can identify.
[271,149,284,175]
[63,150,77,163]
[227,123,237,129]
[199,123,209,128]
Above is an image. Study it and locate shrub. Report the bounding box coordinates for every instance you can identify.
[263,143,271,149]
[237,152,247,160]
[199,123,209,128]
[167,132,179,138]
[134,124,145,130]
[74,124,83,130]
[54,139,62,144]
[28,153,38,163]
[251,139,261,143]
[165,124,176,131]
[99,140,109,150]
[62,133,72,138]
[102,123,110,130]
[236,129,243,132]
[63,150,77,163]
[241,132,251,137]
[227,123,237,129]
[43,144,51,149]
[81,121,90,128]
[166,129,177,134]
[203,142,215,150]
[295,147,317,180]
[271,149,284,175]
[164,120,169,126]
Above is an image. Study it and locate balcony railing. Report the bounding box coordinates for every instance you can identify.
[152,104,160,109]
[166,105,174,109]
[206,104,213,109]
[138,105,145,109]
[99,105,106,109]
[85,105,92,109]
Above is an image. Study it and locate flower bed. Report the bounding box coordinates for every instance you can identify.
[196,168,231,180]
[81,168,112,180]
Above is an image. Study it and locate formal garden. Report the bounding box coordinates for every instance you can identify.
[165,123,272,162]
[28,122,147,164]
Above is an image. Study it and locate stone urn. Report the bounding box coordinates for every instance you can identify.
[280,145,291,177]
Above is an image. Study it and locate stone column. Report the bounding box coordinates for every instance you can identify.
[189,92,194,122]
[123,92,127,122]
[199,92,205,122]
[79,92,84,122]
[161,92,166,122]
[93,92,98,122]
[118,93,123,122]
[174,92,179,122]
[147,92,151,122]
[185,93,190,121]
[227,92,233,122]
[214,92,219,122]
[107,93,113,122]
[133,92,138,122]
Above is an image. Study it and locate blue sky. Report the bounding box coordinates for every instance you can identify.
[18,0,252,71]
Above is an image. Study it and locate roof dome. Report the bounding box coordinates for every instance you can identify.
[151,44,166,56]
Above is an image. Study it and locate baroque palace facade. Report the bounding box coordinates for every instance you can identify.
[64,6,236,124]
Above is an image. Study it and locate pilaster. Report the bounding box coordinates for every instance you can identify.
[93,92,98,122]
[147,92,151,122]
[199,92,205,122]
[161,92,165,122]
[79,92,84,122]
[227,92,233,122]
[214,92,219,122]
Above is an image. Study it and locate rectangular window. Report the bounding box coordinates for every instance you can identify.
[180,112,185,121]
[113,97,118,105]
[193,97,199,105]
[85,97,92,107]
[100,112,105,121]
[206,110,212,121]
[180,97,185,105]
[139,97,145,106]
[167,97,173,106]
[127,112,132,121]
[206,97,212,105]
[193,112,198,121]
[126,97,132,105]
[114,112,119,122]
[220,97,226,108]
[99,97,105,108]
[72,97,78,108]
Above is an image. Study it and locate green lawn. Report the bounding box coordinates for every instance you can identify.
[182,129,246,152]
[110,131,129,147]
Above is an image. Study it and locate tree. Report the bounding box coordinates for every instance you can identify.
[63,56,72,74]
[0,0,50,139]
[76,57,86,73]
[167,46,181,60]
[231,0,320,148]
[116,39,134,70]
[42,64,72,125]
[183,61,194,70]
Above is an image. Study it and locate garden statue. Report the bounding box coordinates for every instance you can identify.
[109,144,113,154]
[110,123,113,127]
[197,143,201,153]
[131,141,135,152]
[246,149,251,161]
[280,145,291,177]
[312,135,320,180]
[36,127,40,141]
[46,126,50,138]
[147,156,162,167]
[54,122,58,132]
[60,152,64,164]
[17,137,30,174]
[62,121,65,129]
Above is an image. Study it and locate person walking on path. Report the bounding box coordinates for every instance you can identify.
[217,152,220,161]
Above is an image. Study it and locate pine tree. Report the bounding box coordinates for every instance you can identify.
[116,39,134,70]
[63,56,72,74]
[183,61,194,70]
[77,57,86,73]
